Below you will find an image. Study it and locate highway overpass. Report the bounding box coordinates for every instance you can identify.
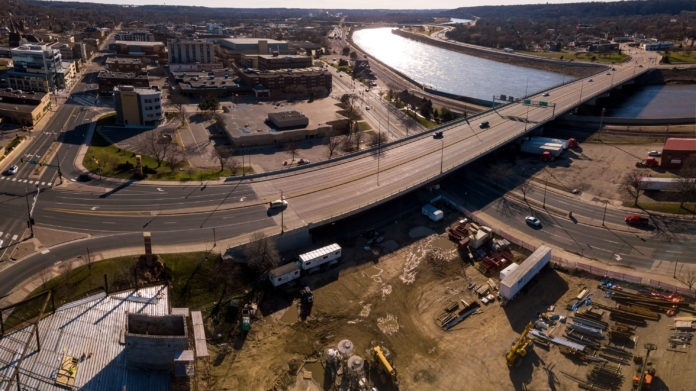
[237,62,653,234]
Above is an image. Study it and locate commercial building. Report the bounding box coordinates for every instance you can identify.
[7,44,65,92]
[115,30,155,42]
[167,38,216,66]
[236,66,331,99]
[0,88,51,126]
[97,70,150,95]
[109,40,167,65]
[243,53,312,70]
[220,38,290,62]
[641,41,674,51]
[105,57,145,73]
[661,138,696,169]
[267,111,309,130]
[114,85,164,127]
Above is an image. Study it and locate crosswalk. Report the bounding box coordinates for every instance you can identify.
[67,94,98,107]
[0,233,20,242]
[0,176,53,187]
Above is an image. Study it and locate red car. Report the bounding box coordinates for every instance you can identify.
[625,215,649,226]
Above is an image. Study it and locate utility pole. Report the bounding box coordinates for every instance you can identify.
[602,200,609,226]
[543,176,548,209]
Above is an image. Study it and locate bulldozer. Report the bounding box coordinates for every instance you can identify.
[506,321,534,368]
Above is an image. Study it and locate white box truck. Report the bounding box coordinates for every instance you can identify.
[299,243,342,271]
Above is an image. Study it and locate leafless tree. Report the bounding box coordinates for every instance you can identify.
[326,136,341,159]
[623,170,645,206]
[244,232,280,276]
[368,131,388,147]
[286,143,299,163]
[211,146,234,172]
[166,147,185,172]
[140,130,175,168]
[519,180,533,201]
[677,156,696,208]
[226,158,240,175]
[352,125,365,151]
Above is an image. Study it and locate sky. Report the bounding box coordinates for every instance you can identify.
[58,0,598,10]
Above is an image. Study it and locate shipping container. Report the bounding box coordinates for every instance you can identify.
[299,243,342,271]
[268,262,301,287]
[500,245,551,301]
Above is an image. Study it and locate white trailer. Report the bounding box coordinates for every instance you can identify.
[269,262,301,287]
[530,136,569,150]
[500,245,551,301]
[520,140,563,157]
[421,204,444,222]
[299,243,342,271]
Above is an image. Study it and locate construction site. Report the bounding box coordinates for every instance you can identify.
[209,210,696,391]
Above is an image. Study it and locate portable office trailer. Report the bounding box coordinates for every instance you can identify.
[299,243,342,271]
[269,262,301,287]
[499,245,551,301]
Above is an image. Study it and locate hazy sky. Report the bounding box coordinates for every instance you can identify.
[63,0,595,9]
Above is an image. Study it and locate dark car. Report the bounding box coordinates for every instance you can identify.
[479,121,490,129]
[625,215,649,226]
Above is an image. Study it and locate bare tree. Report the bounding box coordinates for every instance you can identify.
[286,143,299,164]
[623,170,645,206]
[140,130,174,168]
[326,136,341,159]
[244,232,280,276]
[368,131,388,148]
[166,147,185,172]
[211,147,233,172]
[677,156,696,208]
[226,158,240,175]
[519,180,533,201]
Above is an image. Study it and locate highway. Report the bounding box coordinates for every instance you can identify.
[0,39,680,298]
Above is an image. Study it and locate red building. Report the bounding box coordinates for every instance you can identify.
[661,138,696,169]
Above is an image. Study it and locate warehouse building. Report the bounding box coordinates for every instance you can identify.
[661,138,696,169]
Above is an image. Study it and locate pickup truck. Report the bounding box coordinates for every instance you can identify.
[625,215,649,226]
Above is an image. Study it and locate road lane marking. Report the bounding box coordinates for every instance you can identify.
[11,235,18,241]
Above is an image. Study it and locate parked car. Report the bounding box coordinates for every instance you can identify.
[525,216,542,228]
[297,158,311,165]
[625,215,650,227]
[6,165,18,175]
[648,150,661,157]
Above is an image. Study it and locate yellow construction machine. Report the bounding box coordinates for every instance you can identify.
[372,345,398,385]
[506,321,534,368]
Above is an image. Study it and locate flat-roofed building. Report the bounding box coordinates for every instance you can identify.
[8,44,65,92]
[237,66,331,99]
[167,38,216,65]
[253,54,312,70]
[105,56,145,73]
[0,88,51,126]
[220,38,290,62]
[109,40,167,65]
[662,138,696,169]
[114,85,164,126]
[97,70,150,95]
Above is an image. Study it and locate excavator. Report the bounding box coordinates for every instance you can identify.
[506,321,534,368]
[372,345,398,385]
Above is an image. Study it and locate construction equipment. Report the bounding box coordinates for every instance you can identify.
[632,343,657,390]
[506,321,534,368]
[372,345,398,385]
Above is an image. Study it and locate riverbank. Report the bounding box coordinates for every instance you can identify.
[391,28,608,78]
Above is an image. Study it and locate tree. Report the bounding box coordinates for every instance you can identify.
[368,131,388,147]
[211,147,233,172]
[677,156,696,208]
[140,130,174,168]
[286,143,299,163]
[244,232,280,276]
[165,147,185,172]
[326,136,341,159]
[198,95,219,116]
[352,127,365,152]
[623,170,644,206]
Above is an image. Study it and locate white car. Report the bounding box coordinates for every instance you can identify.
[648,150,661,157]
[525,216,542,228]
[6,165,18,175]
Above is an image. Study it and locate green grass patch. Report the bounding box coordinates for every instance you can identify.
[405,111,438,128]
[6,252,244,331]
[357,121,371,131]
[663,51,696,63]
[521,50,629,64]
[84,120,239,180]
[621,201,696,214]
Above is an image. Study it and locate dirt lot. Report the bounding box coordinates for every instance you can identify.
[208,214,695,390]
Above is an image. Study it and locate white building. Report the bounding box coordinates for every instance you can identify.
[167,38,216,65]
[114,86,164,127]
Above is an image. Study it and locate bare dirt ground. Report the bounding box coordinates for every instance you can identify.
[207,125,695,391]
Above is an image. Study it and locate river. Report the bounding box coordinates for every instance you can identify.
[352,27,569,101]
[352,27,696,119]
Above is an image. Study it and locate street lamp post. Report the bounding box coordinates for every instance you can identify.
[598,107,606,142]
[578,80,585,104]
[543,176,548,209]
[602,200,608,226]
[440,137,444,174]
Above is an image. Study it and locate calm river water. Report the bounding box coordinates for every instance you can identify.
[352,27,696,118]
